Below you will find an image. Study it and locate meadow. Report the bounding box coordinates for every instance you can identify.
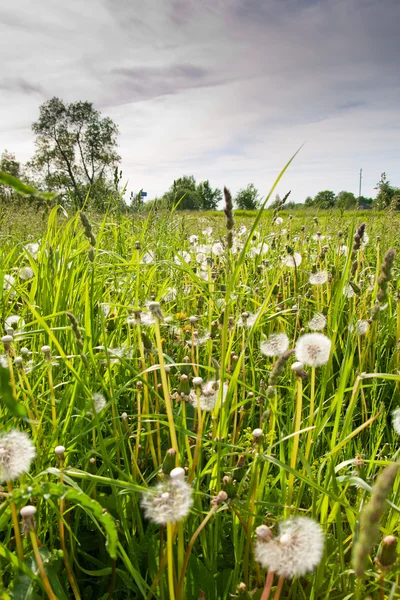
[1,193,400,600]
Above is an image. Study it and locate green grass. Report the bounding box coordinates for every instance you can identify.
[0,200,400,600]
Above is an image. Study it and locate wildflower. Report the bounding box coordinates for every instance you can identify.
[19,267,34,280]
[295,333,331,367]
[260,333,289,357]
[188,380,229,411]
[24,242,40,259]
[283,253,302,268]
[141,251,155,264]
[0,430,36,482]
[141,469,193,525]
[308,313,327,331]
[392,408,400,435]
[174,252,191,264]
[357,320,369,336]
[254,517,324,578]
[212,242,224,256]
[343,284,355,299]
[4,315,25,332]
[91,393,106,414]
[309,270,328,285]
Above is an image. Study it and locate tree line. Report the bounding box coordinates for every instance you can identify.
[1,97,399,212]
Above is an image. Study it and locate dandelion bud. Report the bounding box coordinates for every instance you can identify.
[14,356,23,368]
[162,448,177,475]
[5,327,14,337]
[291,361,304,372]
[148,301,163,320]
[376,535,397,569]
[252,428,263,439]
[41,345,51,356]
[136,381,143,391]
[170,467,185,481]
[255,525,273,541]
[89,457,96,465]
[212,490,228,506]
[192,377,203,387]
[20,505,36,533]
[178,374,190,396]
[54,445,65,455]
[189,316,197,325]
[135,241,141,250]
[2,335,13,351]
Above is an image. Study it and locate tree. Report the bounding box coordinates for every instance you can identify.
[234,184,260,210]
[0,151,23,204]
[197,180,222,210]
[162,175,201,210]
[304,196,314,207]
[313,190,335,209]
[30,97,120,209]
[374,173,400,210]
[336,191,357,212]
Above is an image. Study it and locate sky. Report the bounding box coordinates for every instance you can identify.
[0,0,399,204]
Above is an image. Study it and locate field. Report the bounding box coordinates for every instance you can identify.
[1,199,400,600]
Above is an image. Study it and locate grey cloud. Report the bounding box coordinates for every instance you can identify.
[0,78,45,96]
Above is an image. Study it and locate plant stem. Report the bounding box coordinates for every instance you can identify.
[273,575,285,599]
[287,376,303,513]
[260,571,275,600]
[6,480,23,561]
[29,530,57,600]
[167,522,176,600]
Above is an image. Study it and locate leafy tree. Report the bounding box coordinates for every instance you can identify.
[336,191,357,211]
[0,151,25,205]
[304,196,314,207]
[162,176,201,210]
[234,184,260,210]
[374,173,400,210]
[30,97,120,209]
[313,190,335,209]
[197,180,222,210]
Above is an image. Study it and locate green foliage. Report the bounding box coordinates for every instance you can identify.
[234,183,260,210]
[161,175,222,210]
[29,97,121,210]
[375,172,400,210]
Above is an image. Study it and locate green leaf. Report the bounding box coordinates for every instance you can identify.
[0,359,27,418]
[0,171,58,200]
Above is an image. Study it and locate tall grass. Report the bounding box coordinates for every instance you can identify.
[0,197,399,599]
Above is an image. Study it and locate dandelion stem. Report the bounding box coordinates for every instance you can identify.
[273,575,285,599]
[287,375,303,513]
[154,320,179,455]
[167,522,176,600]
[305,366,316,461]
[260,571,275,600]
[7,481,23,561]
[30,529,57,600]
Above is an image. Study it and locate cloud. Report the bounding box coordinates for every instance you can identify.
[0,0,399,202]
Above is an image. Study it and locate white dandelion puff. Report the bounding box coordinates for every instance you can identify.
[255,517,324,578]
[275,217,284,225]
[24,242,40,259]
[343,284,355,298]
[188,380,229,412]
[212,242,224,256]
[3,274,16,291]
[392,408,400,435]
[19,267,34,280]
[309,270,328,285]
[0,430,36,482]
[89,393,107,415]
[237,225,247,236]
[174,252,191,264]
[357,320,369,336]
[202,226,213,237]
[141,251,155,265]
[4,315,25,332]
[248,243,269,258]
[189,235,199,245]
[260,333,290,357]
[308,313,327,331]
[295,333,331,367]
[141,473,193,525]
[238,310,260,328]
[163,287,177,302]
[186,332,211,347]
[339,245,348,256]
[283,253,302,268]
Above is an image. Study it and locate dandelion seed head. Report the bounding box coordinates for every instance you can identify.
[308,313,327,331]
[0,430,36,482]
[5,315,25,332]
[19,267,34,280]
[141,474,193,524]
[141,251,155,264]
[212,242,224,256]
[188,380,229,412]
[254,517,324,578]
[91,393,106,414]
[343,284,355,298]
[275,217,283,225]
[189,235,198,245]
[260,333,290,357]
[283,253,302,268]
[357,320,369,336]
[24,242,40,259]
[174,252,191,265]
[309,270,328,285]
[295,333,331,367]
[392,408,400,435]
[340,245,348,256]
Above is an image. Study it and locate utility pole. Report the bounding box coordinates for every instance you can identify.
[358,168,363,199]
